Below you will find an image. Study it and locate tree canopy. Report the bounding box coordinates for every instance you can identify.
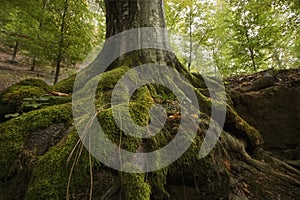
[0,0,299,79]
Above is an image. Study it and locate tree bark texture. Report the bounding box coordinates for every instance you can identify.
[103,0,187,75]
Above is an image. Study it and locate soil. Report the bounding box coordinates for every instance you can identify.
[0,45,76,91]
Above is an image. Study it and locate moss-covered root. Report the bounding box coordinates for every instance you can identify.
[121,172,151,200]
[52,74,76,94]
[24,131,89,200]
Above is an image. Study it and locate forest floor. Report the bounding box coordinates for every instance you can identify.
[0,45,76,91]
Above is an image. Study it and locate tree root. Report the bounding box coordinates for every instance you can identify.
[101,179,120,200]
[260,151,300,177]
[223,133,300,187]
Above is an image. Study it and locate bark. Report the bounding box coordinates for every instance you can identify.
[11,40,19,63]
[54,0,68,84]
[31,0,48,72]
[103,0,187,75]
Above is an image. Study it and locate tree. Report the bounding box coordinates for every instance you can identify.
[0,0,101,83]
[103,0,188,75]
[1,1,300,200]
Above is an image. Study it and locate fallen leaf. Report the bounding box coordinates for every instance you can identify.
[168,112,181,120]
[223,159,231,171]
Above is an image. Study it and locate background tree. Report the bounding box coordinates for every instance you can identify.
[0,0,104,83]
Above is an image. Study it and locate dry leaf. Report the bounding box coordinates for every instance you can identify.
[223,159,231,171]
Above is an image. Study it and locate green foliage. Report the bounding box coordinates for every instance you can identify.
[165,0,299,76]
[0,0,105,82]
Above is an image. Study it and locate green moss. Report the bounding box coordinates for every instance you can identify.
[0,63,268,200]
[52,74,76,94]
[0,85,47,107]
[148,168,169,200]
[121,170,151,200]
[96,66,130,93]
[226,105,263,149]
[17,78,51,92]
[0,103,72,180]
[24,130,92,200]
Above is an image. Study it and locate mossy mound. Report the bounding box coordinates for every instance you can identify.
[0,78,72,122]
[0,103,73,200]
[52,74,76,94]
[0,85,47,107]
[1,66,300,200]
[17,78,51,92]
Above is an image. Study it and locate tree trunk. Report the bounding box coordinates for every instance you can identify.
[188,11,193,71]
[31,0,48,72]
[54,0,68,84]
[249,47,257,71]
[31,55,37,71]
[11,40,19,63]
[103,0,187,76]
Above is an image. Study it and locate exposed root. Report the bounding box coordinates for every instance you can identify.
[101,180,120,200]
[261,151,300,177]
[223,132,300,187]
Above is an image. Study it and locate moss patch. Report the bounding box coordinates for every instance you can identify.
[17,78,51,92]
[0,85,47,107]
[0,103,72,181]
[52,74,76,94]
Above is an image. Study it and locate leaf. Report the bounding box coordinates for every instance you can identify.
[38,96,50,101]
[168,112,181,120]
[23,98,34,101]
[24,102,41,108]
[223,159,231,171]
[5,113,20,118]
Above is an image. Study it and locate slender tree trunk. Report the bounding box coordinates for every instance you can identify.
[11,40,19,63]
[249,47,257,71]
[31,55,37,71]
[31,0,48,72]
[245,28,257,71]
[54,0,68,84]
[188,12,193,71]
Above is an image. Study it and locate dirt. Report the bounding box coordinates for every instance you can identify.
[0,46,76,91]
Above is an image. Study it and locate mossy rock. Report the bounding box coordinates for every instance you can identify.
[0,85,47,107]
[16,78,51,92]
